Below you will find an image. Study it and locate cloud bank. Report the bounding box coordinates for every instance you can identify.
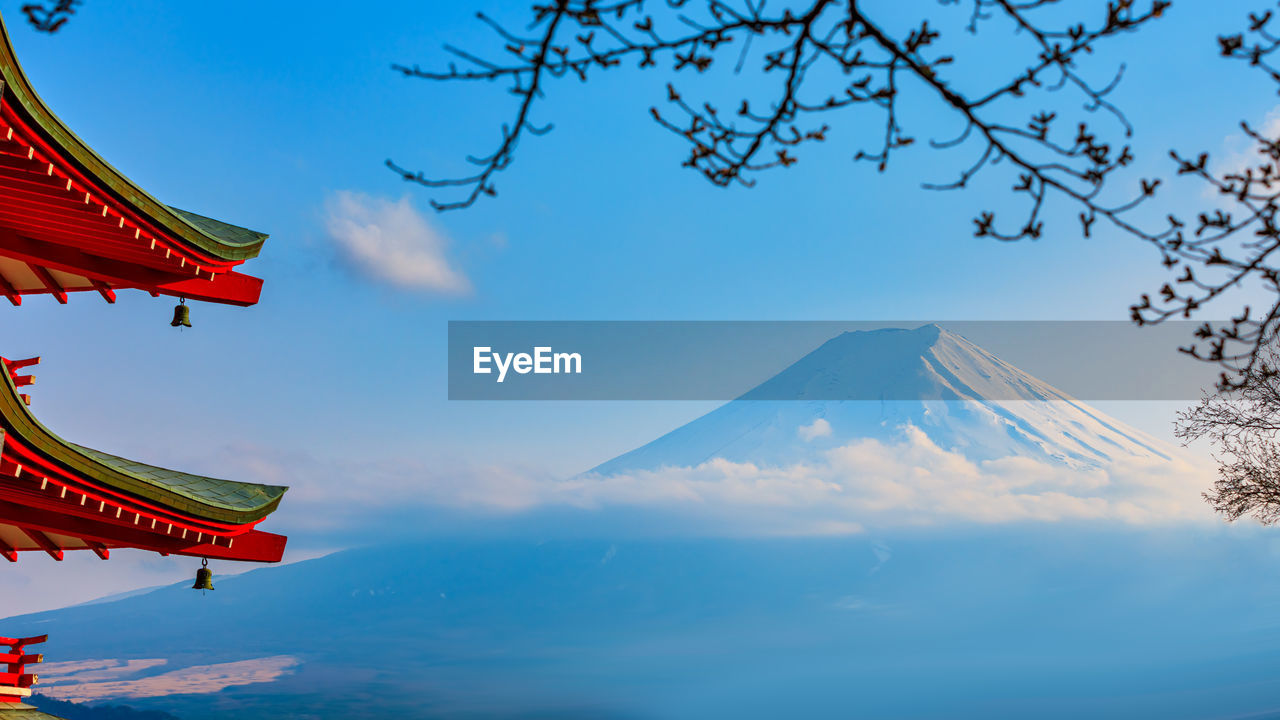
[553,424,1211,531]
[217,422,1214,539]
[324,191,470,294]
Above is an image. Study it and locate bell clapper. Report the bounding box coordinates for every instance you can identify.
[192,557,214,594]
[170,297,191,329]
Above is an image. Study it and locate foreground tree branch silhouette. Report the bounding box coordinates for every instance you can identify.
[387,1,1280,385]
[19,0,77,32]
[1179,340,1280,525]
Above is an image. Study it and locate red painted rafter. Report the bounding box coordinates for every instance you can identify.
[0,673,37,688]
[0,449,251,538]
[0,635,45,648]
[0,499,285,562]
[0,138,260,299]
[0,437,255,536]
[0,153,50,177]
[0,191,168,247]
[0,204,189,270]
[89,279,115,303]
[0,110,235,270]
[86,541,109,560]
[26,263,65,304]
[0,132,244,297]
[0,230,261,306]
[0,537,15,562]
[18,527,61,561]
[0,268,18,306]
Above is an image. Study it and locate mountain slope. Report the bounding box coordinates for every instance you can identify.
[591,324,1173,476]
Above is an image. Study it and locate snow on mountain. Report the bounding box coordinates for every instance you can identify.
[577,325,1204,528]
[592,324,1174,476]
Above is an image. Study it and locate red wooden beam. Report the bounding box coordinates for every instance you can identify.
[87,541,109,560]
[0,225,183,281]
[0,202,181,268]
[0,231,259,306]
[0,636,46,651]
[0,537,15,562]
[3,357,39,371]
[0,180,127,223]
[0,153,49,177]
[0,110,232,269]
[0,492,285,562]
[0,137,30,156]
[0,655,41,665]
[157,271,262,306]
[26,264,65,304]
[0,269,18,306]
[89,279,115,304]
[0,163,78,196]
[0,219,184,276]
[0,673,36,687]
[18,528,61,561]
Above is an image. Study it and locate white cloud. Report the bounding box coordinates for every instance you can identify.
[540,424,1214,532]
[324,191,470,294]
[797,418,832,441]
[201,424,1216,541]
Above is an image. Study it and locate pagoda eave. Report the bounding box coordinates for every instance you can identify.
[0,497,286,562]
[0,227,263,307]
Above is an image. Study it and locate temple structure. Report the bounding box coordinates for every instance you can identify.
[0,11,288,716]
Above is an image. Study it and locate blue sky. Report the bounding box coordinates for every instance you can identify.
[2,1,1277,613]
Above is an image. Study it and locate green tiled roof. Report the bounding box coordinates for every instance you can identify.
[0,703,67,720]
[0,13,266,262]
[0,367,287,525]
[70,444,285,515]
[171,208,268,249]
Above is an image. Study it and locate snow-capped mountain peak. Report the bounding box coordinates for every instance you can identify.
[591,325,1174,476]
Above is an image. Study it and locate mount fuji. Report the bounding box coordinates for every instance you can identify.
[592,324,1175,475]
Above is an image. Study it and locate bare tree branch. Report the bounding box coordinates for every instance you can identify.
[20,0,78,33]
[1179,338,1280,523]
[390,0,1168,233]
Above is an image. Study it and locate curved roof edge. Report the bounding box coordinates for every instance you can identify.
[0,13,266,262]
[0,368,287,526]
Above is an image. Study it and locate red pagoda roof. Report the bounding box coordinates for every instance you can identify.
[0,357,287,563]
[0,13,267,306]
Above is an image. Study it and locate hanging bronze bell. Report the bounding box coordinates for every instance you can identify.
[170,301,191,328]
[192,559,214,591]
